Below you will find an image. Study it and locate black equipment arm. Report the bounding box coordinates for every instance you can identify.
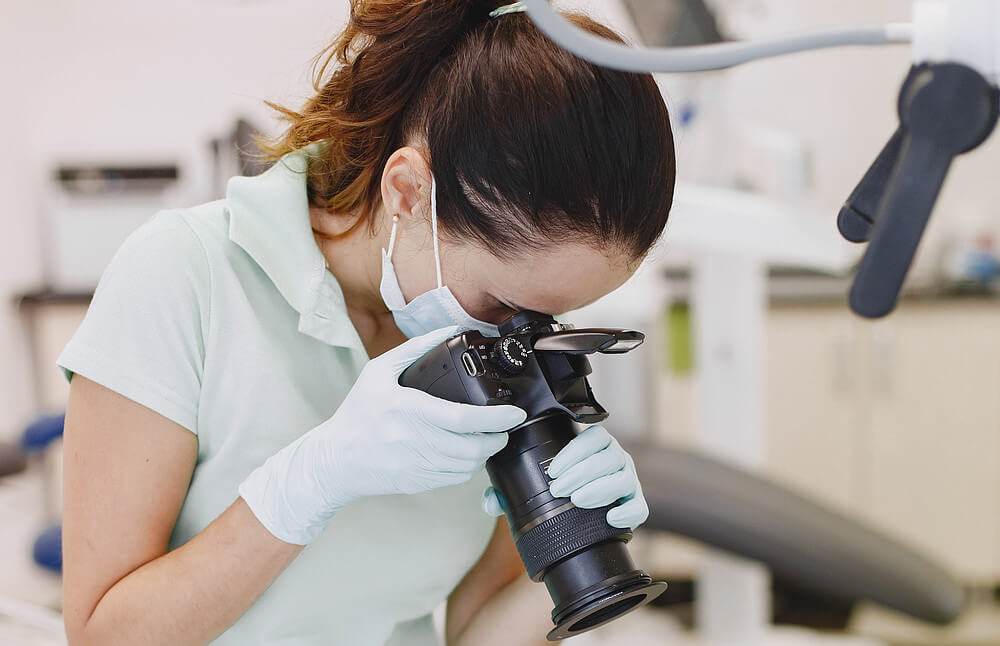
[841,62,999,318]
[838,127,905,243]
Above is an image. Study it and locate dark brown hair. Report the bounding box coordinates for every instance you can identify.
[255,0,675,263]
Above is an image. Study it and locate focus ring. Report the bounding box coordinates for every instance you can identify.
[515,504,629,580]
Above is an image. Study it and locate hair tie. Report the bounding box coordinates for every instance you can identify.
[489,2,527,19]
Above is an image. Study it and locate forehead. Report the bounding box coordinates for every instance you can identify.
[472,242,634,315]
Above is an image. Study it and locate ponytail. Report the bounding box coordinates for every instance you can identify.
[254,0,496,232]
[255,1,676,263]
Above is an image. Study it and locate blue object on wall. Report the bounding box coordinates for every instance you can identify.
[21,414,65,452]
[33,525,62,573]
[963,249,1000,284]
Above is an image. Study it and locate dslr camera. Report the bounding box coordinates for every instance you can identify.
[400,310,666,640]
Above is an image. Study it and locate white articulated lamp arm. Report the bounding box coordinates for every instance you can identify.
[520,0,911,72]
[523,0,1000,320]
[913,0,1000,81]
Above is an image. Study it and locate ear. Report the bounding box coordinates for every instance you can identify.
[381,147,432,227]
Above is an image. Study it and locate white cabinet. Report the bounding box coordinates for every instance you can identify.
[863,303,1000,583]
[765,305,861,515]
[763,300,1000,584]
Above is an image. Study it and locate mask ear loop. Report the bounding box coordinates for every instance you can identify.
[385,213,400,258]
[430,176,444,288]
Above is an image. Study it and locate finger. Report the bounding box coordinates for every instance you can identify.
[426,427,509,461]
[566,469,636,508]
[548,446,626,499]
[423,454,485,476]
[481,487,507,517]
[387,325,461,374]
[413,464,477,487]
[606,496,649,530]
[546,425,612,478]
[412,394,526,433]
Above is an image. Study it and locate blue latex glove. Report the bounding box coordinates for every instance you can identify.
[482,425,648,530]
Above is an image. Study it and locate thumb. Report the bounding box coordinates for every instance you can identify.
[481,486,508,517]
[387,325,461,375]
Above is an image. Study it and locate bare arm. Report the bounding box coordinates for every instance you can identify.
[446,517,559,646]
[62,376,302,646]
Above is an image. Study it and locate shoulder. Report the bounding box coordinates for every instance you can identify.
[144,200,230,265]
[110,203,225,270]
[108,199,234,290]
[170,199,231,249]
[87,202,234,327]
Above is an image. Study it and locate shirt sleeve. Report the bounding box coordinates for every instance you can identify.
[56,210,211,435]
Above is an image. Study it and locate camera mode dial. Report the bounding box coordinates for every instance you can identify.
[492,336,530,375]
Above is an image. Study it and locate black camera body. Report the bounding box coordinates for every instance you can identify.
[399,311,665,641]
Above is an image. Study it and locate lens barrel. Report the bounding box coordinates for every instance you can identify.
[485,413,667,640]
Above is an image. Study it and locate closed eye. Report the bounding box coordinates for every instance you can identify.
[492,295,520,313]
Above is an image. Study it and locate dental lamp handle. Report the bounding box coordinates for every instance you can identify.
[849,62,998,319]
[838,127,905,243]
[849,135,952,318]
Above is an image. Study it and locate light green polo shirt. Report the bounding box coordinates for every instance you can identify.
[56,142,497,645]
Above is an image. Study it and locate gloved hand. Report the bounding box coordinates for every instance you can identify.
[482,425,648,530]
[239,325,527,545]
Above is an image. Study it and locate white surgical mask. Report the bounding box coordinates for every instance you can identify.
[379,176,501,339]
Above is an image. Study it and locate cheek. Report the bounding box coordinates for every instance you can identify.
[392,254,437,303]
[450,289,507,323]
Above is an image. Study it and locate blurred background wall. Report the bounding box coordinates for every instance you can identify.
[0,0,350,441]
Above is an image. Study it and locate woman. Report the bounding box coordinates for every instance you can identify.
[57,1,675,644]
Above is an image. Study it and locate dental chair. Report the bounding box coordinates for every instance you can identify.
[622,438,965,625]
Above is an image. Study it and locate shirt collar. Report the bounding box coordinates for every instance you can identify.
[225,140,365,352]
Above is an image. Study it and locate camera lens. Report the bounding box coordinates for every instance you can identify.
[485,413,666,640]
